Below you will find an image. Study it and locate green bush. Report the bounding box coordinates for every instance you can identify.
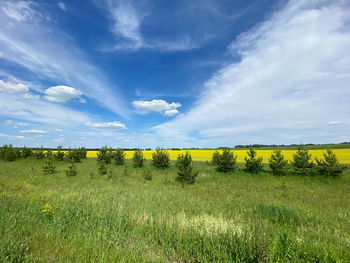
[55,145,65,161]
[34,146,45,159]
[176,151,198,185]
[152,147,170,169]
[21,146,33,158]
[66,148,82,163]
[42,157,55,175]
[315,149,344,177]
[244,148,263,173]
[212,149,237,172]
[97,146,112,164]
[98,162,107,176]
[143,169,152,181]
[269,150,288,175]
[65,161,78,177]
[133,149,144,167]
[211,150,220,166]
[78,147,87,159]
[0,144,18,161]
[114,148,125,165]
[292,147,314,175]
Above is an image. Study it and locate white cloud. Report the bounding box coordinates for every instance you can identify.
[22,92,39,99]
[55,128,63,132]
[5,120,28,128]
[132,99,181,116]
[20,129,46,134]
[58,2,66,11]
[0,133,25,139]
[154,0,350,147]
[328,121,348,125]
[86,121,126,129]
[43,85,83,103]
[1,1,39,22]
[163,109,179,117]
[0,5,129,118]
[99,0,196,51]
[0,79,28,93]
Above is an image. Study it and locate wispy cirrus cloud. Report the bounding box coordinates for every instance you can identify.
[154,0,350,147]
[0,1,129,118]
[20,129,46,134]
[98,0,197,51]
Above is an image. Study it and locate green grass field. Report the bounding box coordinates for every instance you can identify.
[1,158,349,262]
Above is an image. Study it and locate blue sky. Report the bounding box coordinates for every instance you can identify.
[0,0,349,148]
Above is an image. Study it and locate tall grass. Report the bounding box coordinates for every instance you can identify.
[0,159,349,262]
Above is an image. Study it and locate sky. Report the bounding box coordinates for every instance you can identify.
[0,0,349,149]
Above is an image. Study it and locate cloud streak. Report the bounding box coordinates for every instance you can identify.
[154,0,350,147]
[0,1,129,118]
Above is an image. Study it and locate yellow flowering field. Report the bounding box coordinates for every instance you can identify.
[85,149,350,164]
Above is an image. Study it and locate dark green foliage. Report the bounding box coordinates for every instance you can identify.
[42,156,55,175]
[98,162,107,176]
[315,150,344,177]
[21,146,33,158]
[268,230,297,262]
[45,149,54,159]
[152,147,170,169]
[292,147,314,175]
[212,149,237,172]
[0,144,18,161]
[211,150,220,166]
[66,148,82,163]
[97,146,112,164]
[244,148,263,173]
[79,147,87,159]
[176,151,198,185]
[132,149,144,167]
[114,148,125,165]
[65,161,77,177]
[255,203,302,226]
[34,146,45,159]
[143,169,152,181]
[269,150,289,175]
[55,145,65,161]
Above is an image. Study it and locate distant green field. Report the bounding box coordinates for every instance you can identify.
[1,159,349,262]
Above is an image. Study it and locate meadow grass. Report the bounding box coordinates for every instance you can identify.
[0,159,349,262]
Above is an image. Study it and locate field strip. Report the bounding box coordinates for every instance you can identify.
[80,149,350,164]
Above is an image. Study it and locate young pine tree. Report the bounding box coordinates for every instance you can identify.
[42,156,56,175]
[65,160,78,177]
[213,149,237,172]
[315,150,343,177]
[176,151,198,185]
[152,147,170,169]
[292,147,314,175]
[114,148,125,165]
[55,145,65,161]
[133,149,144,167]
[269,150,288,176]
[244,148,263,173]
[97,146,112,164]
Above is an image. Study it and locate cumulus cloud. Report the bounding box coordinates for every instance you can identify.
[20,129,47,134]
[86,121,126,129]
[154,0,350,146]
[0,79,28,93]
[43,85,83,103]
[132,99,181,116]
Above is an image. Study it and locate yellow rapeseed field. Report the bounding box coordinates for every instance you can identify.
[85,149,350,164]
